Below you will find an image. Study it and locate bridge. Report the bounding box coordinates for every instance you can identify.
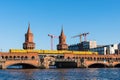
[42,54,120,68]
[0,52,40,69]
[1,52,120,69]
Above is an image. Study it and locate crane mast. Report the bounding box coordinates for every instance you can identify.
[48,34,57,50]
[82,32,89,41]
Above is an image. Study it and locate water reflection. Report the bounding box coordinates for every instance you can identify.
[0,68,120,80]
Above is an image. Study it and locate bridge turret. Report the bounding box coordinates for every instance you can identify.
[23,23,35,49]
[57,26,68,50]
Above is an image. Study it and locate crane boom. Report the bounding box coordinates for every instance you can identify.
[72,32,89,43]
[72,34,83,43]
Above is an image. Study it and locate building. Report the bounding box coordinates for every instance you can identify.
[69,41,97,51]
[116,43,120,54]
[23,23,35,49]
[118,43,120,50]
[69,40,119,55]
[90,44,118,55]
[57,27,68,50]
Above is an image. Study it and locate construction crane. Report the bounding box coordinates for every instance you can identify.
[72,32,89,43]
[48,34,58,50]
[82,32,89,41]
[72,34,83,43]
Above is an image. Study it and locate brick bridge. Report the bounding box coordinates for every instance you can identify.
[43,54,120,68]
[1,52,120,69]
[0,53,40,69]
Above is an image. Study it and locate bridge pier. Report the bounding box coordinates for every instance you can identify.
[76,59,80,68]
[2,65,6,69]
[76,59,87,68]
[42,56,56,69]
[0,65,1,69]
[108,60,114,68]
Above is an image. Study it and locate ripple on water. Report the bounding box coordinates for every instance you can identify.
[0,68,120,80]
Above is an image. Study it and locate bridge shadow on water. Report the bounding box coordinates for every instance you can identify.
[55,62,120,68]
[88,63,120,68]
[114,64,120,68]
[88,63,109,68]
[6,63,120,69]
[7,63,37,69]
[55,62,77,68]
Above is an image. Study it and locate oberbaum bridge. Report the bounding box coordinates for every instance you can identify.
[0,24,120,69]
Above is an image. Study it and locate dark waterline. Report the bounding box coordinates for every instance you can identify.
[0,68,120,80]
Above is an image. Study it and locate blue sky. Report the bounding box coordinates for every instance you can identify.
[0,0,120,51]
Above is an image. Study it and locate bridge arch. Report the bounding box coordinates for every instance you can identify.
[114,64,120,68]
[6,63,38,69]
[88,63,108,68]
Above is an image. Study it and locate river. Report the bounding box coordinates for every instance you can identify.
[0,68,120,80]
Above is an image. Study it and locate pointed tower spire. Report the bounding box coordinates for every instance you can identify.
[61,25,63,32]
[60,25,65,37]
[27,22,32,33]
[23,23,35,49]
[57,25,68,50]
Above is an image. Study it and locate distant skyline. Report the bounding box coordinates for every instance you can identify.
[0,0,120,51]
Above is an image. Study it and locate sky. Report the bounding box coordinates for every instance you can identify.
[0,0,120,51]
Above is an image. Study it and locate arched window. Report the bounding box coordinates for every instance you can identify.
[13,56,16,59]
[17,56,20,59]
[2,56,4,59]
[67,57,70,59]
[9,56,12,58]
[76,57,78,59]
[102,58,104,61]
[9,56,12,60]
[21,56,24,60]
[87,57,90,60]
[94,57,96,61]
[82,57,84,59]
[90,57,93,60]
[73,57,75,59]
[25,56,28,60]
[31,56,35,60]
[97,58,99,61]
[118,58,120,61]
[5,56,8,60]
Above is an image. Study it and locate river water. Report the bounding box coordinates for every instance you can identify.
[0,68,120,80]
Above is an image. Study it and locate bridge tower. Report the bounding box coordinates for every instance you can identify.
[57,26,68,50]
[23,23,35,49]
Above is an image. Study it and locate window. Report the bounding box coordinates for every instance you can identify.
[5,56,8,60]
[25,56,28,60]
[21,56,24,59]
[31,56,35,60]
[9,56,12,59]
[13,56,16,59]
[2,56,4,59]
